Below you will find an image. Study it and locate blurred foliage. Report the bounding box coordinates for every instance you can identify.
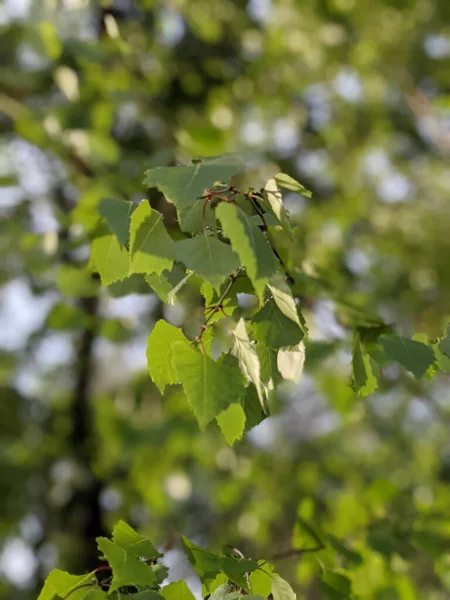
[1,0,450,599]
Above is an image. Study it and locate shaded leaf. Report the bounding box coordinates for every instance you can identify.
[379,334,435,378]
[98,197,137,246]
[143,154,244,232]
[174,235,239,293]
[252,299,303,349]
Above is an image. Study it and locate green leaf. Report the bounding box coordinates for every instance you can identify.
[274,172,312,197]
[56,266,99,298]
[145,264,188,303]
[119,592,163,599]
[242,384,265,430]
[221,556,258,592]
[96,537,157,593]
[112,520,160,559]
[37,570,94,600]
[271,574,297,600]
[351,334,379,397]
[264,178,294,235]
[277,342,305,383]
[146,320,190,393]
[129,201,175,276]
[257,344,281,386]
[216,403,246,445]
[90,234,129,286]
[231,319,264,409]
[173,343,246,429]
[216,202,278,298]
[252,299,303,349]
[98,198,137,246]
[439,325,450,358]
[145,272,173,302]
[379,334,435,378]
[180,537,222,583]
[143,154,244,232]
[160,581,195,600]
[83,591,108,600]
[267,275,306,331]
[249,561,274,597]
[174,235,239,293]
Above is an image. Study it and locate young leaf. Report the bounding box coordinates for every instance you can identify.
[252,299,303,349]
[146,320,190,393]
[216,403,246,445]
[271,574,297,600]
[274,172,312,197]
[96,537,157,593]
[264,178,293,235]
[173,342,246,430]
[90,234,129,286]
[174,235,239,293]
[98,197,137,246]
[277,342,305,384]
[112,520,160,559]
[37,570,94,600]
[143,154,244,232]
[379,334,435,378]
[160,581,195,600]
[231,319,264,409]
[129,201,175,276]
[352,334,378,397]
[216,202,278,298]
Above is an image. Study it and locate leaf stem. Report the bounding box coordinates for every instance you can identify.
[195,271,241,345]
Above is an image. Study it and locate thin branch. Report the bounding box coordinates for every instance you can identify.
[194,271,241,344]
[271,545,324,560]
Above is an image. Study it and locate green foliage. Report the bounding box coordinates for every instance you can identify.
[40,523,292,600]
[4,3,450,600]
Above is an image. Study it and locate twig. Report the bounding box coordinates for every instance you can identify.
[194,271,241,345]
[270,545,324,560]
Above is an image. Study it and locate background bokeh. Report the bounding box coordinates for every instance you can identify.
[1,0,450,598]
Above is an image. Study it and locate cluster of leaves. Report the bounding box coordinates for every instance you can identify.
[87,154,450,445]
[38,520,296,600]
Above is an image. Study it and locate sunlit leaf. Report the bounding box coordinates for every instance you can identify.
[217,202,278,298]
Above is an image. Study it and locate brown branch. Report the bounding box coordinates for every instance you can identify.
[270,545,324,560]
